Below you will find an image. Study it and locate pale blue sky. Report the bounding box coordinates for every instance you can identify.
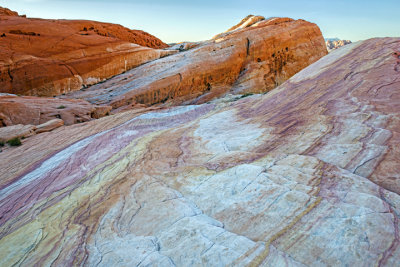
[1,0,399,43]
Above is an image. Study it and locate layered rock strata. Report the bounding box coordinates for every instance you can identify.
[0,37,399,266]
[63,16,328,110]
[0,119,63,143]
[0,7,18,16]
[0,7,173,96]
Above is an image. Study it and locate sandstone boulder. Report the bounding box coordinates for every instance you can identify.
[0,7,174,97]
[35,119,64,134]
[63,16,327,109]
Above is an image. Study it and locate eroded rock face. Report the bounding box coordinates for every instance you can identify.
[0,37,399,266]
[63,16,327,110]
[0,94,111,126]
[0,7,173,96]
[0,7,18,17]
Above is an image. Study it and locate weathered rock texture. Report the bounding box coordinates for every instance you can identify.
[0,7,18,17]
[0,94,111,126]
[0,119,63,143]
[63,16,327,110]
[0,37,399,266]
[166,41,202,52]
[35,119,64,134]
[326,38,352,52]
[213,14,267,39]
[0,124,36,143]
[0,7,173,96]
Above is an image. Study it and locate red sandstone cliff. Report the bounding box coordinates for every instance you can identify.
[0,7,172,96]
[0,7,18,17]
[64,16,328,110]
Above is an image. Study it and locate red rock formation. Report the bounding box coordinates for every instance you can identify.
[0,7,173,97]
[64,16,327,109]
[0,94,111,126]
[0,7,18,16]
[59,20,168,49]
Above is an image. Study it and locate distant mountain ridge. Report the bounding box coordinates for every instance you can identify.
[325,38,352,51]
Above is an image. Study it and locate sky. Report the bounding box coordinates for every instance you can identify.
[1,0,399,44]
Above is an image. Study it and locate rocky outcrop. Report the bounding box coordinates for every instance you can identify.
[0,94,112,126]
[0,119,63,144]
[326,38,352,51]
[60,20,169,49]
[213,14,266,39]
[0,7,18,17]
[35,119,64,134]
[0,37,399,266]
[0,7,173,97]
[63,16,327,110]
[0,124,36,143]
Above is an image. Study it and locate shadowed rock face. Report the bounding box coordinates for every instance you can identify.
[0,37,399,266]
[63,17,328,110]
[0,7,173,97]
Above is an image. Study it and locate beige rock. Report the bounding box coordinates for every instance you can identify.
[35,119,64,134]
[0,124,35,142]
[213,14,266,39]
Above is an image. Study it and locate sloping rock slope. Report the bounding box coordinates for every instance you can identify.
[0,38,399,266]
[0,94,111,126]
[0,7,173,96]
[63,16,327,110]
